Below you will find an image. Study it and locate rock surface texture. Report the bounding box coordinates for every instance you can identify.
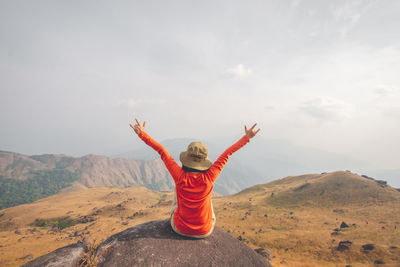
[21,241,87,267]
[96,219,272,267]
[22,220,272,267]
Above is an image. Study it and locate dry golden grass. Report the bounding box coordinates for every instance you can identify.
[214,171,400,266]
[0,171,399,266]
[0,186,173,266]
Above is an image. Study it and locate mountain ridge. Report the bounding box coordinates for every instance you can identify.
[1,145,398,210]
[235,170,400,207]
[0,150,173,190]
[115,135,400,189]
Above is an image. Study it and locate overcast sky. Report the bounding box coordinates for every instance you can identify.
[1,0,399,169]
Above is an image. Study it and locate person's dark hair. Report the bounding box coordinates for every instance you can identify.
[182,165,208,173]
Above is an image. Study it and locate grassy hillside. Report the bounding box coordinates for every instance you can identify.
[0,171,399,266]
[266,171,398,207]
[216,171,400,266]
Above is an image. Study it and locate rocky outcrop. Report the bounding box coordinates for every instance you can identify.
[376,180,387,187]
[254,248,273,260]
[23,220,272,267]
[337,240,352,251]
[21,241,87,267]
[96,220,271,267]
[361,174,388,188]
[361,243,375,252]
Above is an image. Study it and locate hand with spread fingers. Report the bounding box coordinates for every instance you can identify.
[244,123,260,139]
[130,118,146,135]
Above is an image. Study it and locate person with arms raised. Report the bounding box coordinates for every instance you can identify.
[130,118,260,238]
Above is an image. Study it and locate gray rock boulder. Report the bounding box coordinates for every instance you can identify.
[337,240,352,251]
[21,241,87,267]
[96,219,272,267]
[22,220,272,267]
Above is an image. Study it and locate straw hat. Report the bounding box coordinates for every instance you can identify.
[180,142,213,170]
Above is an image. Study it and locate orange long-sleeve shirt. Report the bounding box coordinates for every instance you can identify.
[138,131,250,236]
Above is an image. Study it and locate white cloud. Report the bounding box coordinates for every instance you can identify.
[117,98,167,109]
[371,86,400,120]
[378,105,400,120]
[264,104,277,111]
[291,0,302,8]
[225,64,253,78]
[332,0,374,38]
[300,96,352,121]
[307,9,317,17]
[373,85,399,96]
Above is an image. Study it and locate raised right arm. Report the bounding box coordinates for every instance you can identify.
[205,135,250,182]
[205,123,260,182]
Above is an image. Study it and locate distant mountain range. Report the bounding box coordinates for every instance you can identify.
[114,135,400,190]
[1,135,398,209]
[0,150,176,209]
[0,150,173,190]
